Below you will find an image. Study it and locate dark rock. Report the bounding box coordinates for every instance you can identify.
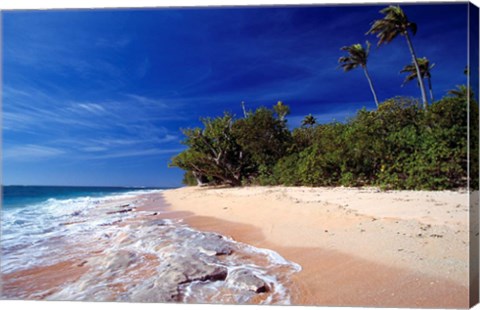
[77,260,88,267]
[148,219,169,226]
[130,256,228,302]
[106,208,133,214]
[165,257,228,283]
[194,233,234,256]
[228,269,270,293]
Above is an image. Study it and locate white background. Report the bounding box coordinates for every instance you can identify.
[1,0,479,310]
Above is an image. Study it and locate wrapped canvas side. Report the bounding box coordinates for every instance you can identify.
[469,1,480,307]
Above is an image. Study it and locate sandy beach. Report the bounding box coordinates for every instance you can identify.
[2,186,473,308]
[162,186,472,308]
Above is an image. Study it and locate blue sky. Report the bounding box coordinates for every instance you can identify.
[2,3,469,187]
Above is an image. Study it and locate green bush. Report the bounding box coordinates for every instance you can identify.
[171,94,473,190]
[272,153,301,186]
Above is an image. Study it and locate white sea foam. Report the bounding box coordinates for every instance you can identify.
[1,189,164,274]
[2,188,300,304]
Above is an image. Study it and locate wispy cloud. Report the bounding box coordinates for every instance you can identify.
[80,146,108,152]
[76,103,107,114]
[3,144,65,161]
[87,148,184,160]
[124,94,168,108]
[1,5,468,187]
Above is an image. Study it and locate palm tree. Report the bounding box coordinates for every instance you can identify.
[241,101,248,118]
[274,101,290,121]
[367,5,429,109]
[301,114,317,127]
[400,57,435,102]
[448,85,474,102]
[339,41,380,108]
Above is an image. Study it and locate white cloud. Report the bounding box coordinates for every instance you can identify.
[81,146,108,152]
[77,103,107,114]
[3,144,65,161]
[89,148,184,159]
[125,94,167,107]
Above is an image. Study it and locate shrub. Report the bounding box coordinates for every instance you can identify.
[171,95,471,190]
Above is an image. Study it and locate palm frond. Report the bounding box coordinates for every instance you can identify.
[448,85,469,98]
[365,40,371,57]
[338,42,369,71]
[367,5,416,46]
[408,22,417,35]
[400,57,434,85]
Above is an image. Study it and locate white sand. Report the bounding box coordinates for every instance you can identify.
[162,186,472,307]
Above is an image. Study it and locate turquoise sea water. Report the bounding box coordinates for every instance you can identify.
[1,185,167,274]
[2,185,164,209]
[1,185,301,303]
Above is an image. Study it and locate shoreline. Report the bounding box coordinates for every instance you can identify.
[2,190,300,304]
[1,186,471,307]
[161,185,470,308]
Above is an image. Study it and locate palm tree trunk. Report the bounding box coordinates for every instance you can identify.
[404,33,429,109]
[363,66,379,108]
[241,101,248,118]
[428,77,434,103]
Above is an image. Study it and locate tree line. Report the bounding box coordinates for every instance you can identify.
[169,5,479,190]
[170,91,477,190]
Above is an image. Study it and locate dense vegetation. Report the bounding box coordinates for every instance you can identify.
[169,5,479,190]
[170,92,478,190]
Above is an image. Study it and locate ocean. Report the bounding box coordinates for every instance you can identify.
[1,185,300,303]
[1,186,166,273]
[2,185,165,210]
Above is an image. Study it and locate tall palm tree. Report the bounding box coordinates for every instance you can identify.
[339,41,380,108]
[400,57,435,103]
[367,5,429,109]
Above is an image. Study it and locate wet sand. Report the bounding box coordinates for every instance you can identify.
[2,260,90,299]
[2,192,299,304]
[1,186,472,307]
[162,186,471,308]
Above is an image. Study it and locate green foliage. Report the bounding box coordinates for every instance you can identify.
[338,41,379,108]
[232,106,292,175]
[169,113,248,186]
[366,5,429,108]
[470,100,479,190]
[182,171,199,186]
[291,127,315,152]
[272,153,301,186]
[273,101,290,121]
[170,105,291,186]
[171,95,471,190]
[338,41,370,71]
[400,57,434,85]
[301,114,317,128]
[366,5,417,46]
[374,96,468,189]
